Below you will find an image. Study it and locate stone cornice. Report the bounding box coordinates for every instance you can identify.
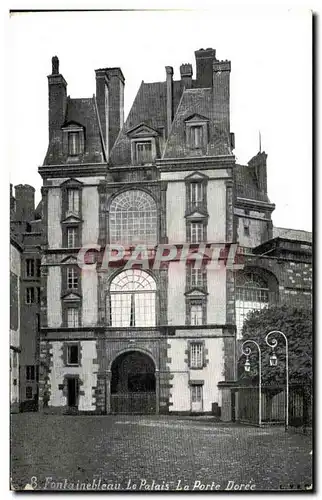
[38,163,108,179]
[156,155,235,171]
[235,196,276,212]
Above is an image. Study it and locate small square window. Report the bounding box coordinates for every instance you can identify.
[190,222,203,243]
[67,267,78,289]
[67,189,80,214]
[26,287,35,304]
[190,267,203,287]
[190,343,203,368]
[244,226,250,237]
[190,304,203,326]
[67,308,79,328]
[190,182,203,207]
[67,345,79,366]
[67,227,78,248]
[26,259,34,277]
[26,387,33,399]
[68,132,80,156]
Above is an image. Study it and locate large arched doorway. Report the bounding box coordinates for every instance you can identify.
[110,351,156,414]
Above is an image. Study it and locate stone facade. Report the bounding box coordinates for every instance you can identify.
[35,50,312,418]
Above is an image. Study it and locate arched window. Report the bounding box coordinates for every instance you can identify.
[109,190,157,245]
[235,271,269,338]
[109,269,156,327]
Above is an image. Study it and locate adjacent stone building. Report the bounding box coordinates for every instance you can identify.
[37,49,312,417]
[10,185,42,411]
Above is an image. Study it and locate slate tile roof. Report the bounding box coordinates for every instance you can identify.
[235,163,270,203]
[273,226,312,243]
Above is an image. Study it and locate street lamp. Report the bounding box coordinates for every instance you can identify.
[241,340,262,427]
[265,330,289,431]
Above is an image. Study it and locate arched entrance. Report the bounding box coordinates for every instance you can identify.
[110,351,156,414]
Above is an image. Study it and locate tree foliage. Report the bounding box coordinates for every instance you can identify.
[238,305,312,390]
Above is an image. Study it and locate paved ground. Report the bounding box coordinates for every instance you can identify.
[10,414,313,492]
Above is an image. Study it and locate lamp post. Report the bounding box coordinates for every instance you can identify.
[242,340,262,427]
[265,330,289,431]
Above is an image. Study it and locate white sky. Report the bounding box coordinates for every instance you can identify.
[7,7,312,231]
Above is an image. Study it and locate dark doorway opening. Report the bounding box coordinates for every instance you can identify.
[111,351,156,414]
[67,377,78,407]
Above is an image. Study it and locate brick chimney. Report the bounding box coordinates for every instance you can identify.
[95,69,109,154]
[165,66,173,137]
[14,184,35,222]
[48,56,67,142]
[213,59,231,136]
[195,48,217,88]
[106,68,125,154]
[180,63,193,89]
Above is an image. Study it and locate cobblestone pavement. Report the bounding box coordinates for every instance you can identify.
[10,414,313,492]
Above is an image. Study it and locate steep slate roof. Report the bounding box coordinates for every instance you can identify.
[163,88,232,159]
[44,97,105,165]
[235,163,270,203]
[109,80,183,166]
[273,226,312,243]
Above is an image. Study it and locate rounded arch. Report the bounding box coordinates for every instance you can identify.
[110,349,157,414]
[109,189,158,245]
[108,269,157,327]
[108,347,158,372]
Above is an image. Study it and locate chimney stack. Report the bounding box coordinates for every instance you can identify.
[48,56,67,142]
[106,68,125,154]
[195,48,217,88]
[14,185,35,222]
[165,66,173,137]
[180,63,193,89]
[95,69,109,154]
[213,59,231,137]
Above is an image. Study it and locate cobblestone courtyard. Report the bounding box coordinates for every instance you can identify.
[10,414,312,491]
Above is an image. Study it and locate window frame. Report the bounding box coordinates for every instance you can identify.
[26,365,35,381]
[67,306,80,328]
[26,259,35,277]
[131,138,157,165]
[65,343,80,367]
[25,386,33,399]
[26,287,35,305]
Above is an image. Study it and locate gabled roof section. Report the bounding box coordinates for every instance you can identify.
[163,88,232,159]
[184,113,209,123]
[235,163,270,203]
[44,97,106,165]
[110,80,183,166]
[127,123,160,138]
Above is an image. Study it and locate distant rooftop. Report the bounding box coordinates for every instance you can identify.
[273,227,312,243]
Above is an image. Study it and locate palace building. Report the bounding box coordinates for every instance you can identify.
[36,49,312,417]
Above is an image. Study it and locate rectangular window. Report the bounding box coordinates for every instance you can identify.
[190,182,203,206]
[67,345,79,366]
[191,384,203,402]
[68,132,80,156]
[190,267,203,287]
[190,222,203,243]
[136,142,152,164]
[67,189,79,214]
[67,267,78,289]
[26,365,35,381]
[244,226,250,236]
[26,259,34,277]
[36,259,41,277]
[67,308,79,328]
[190,343,203,368]
[36,287,41,304]
[190,304,203,326]
[26,287,35,304]
[26,387,33,399]
[190,126,203,148]
[67,227,78,248]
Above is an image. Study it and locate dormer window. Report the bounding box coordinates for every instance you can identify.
[185,114,209,152]
[127,123,159,165]
[190,126,203,149]
[62,122,85,158]
[136,141,152,164]
[68,132,80,156]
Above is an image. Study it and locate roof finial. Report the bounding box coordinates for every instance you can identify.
[259,130,262,153]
